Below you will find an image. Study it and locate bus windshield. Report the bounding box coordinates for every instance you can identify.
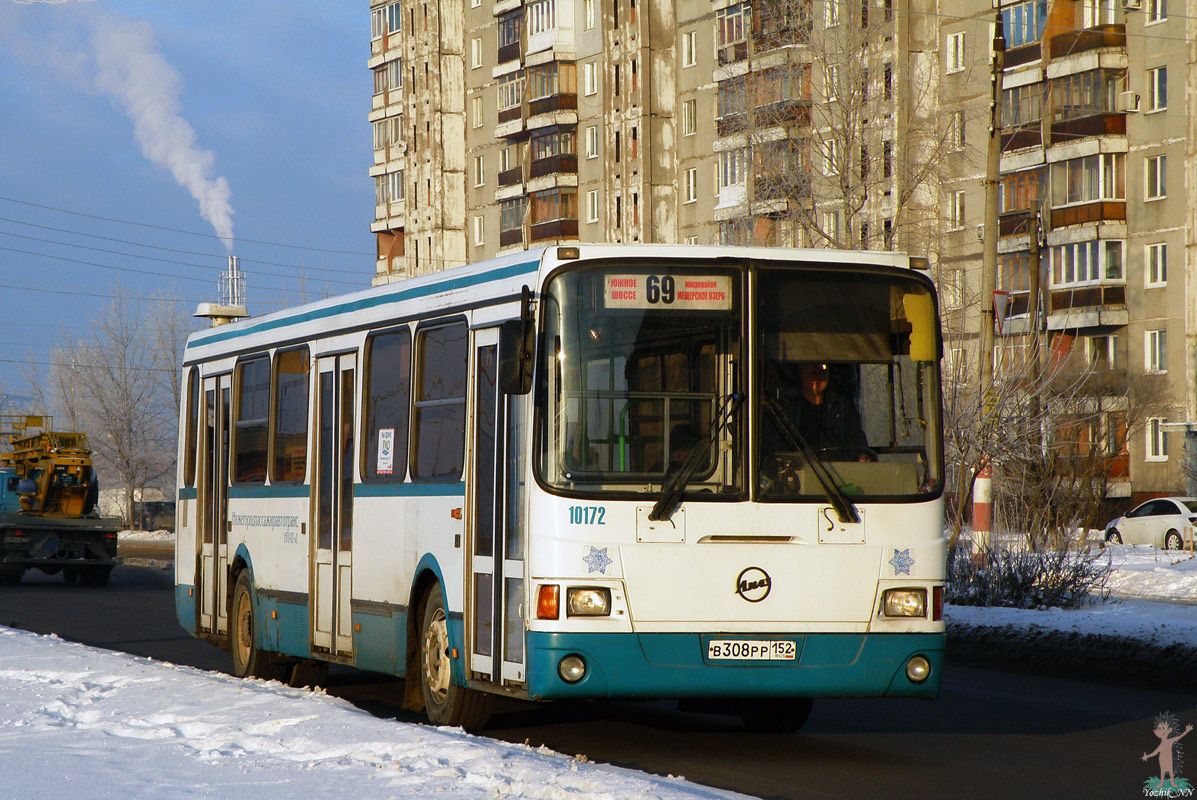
[535,260,942,502]
[758,265,942,501]
[537,264,745,496]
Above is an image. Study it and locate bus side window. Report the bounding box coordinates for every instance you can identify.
[271,346,310,484]
[412,320,468,481]
[364,327,412,482]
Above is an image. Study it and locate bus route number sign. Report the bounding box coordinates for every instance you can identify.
[604,274,732,311]
[707,639,797,661]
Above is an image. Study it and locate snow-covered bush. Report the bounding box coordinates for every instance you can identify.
[946,544,1112,609]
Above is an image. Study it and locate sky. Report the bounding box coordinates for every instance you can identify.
[3,534,1197,798]
[0,1,378,397]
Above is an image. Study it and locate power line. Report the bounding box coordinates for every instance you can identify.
[0,196,375,257]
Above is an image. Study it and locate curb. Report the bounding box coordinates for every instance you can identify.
[946,620,1197,690]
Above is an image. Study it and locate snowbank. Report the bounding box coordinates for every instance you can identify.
[0,626,746,800]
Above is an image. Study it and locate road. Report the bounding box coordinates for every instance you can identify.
[0,560,1190,800]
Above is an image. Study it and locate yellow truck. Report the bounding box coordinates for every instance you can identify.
[0,416,122,586]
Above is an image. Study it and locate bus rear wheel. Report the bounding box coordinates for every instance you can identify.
[419,583,492,730]
[739,697,813,733]
[231,571,288,681]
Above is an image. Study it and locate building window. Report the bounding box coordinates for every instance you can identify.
[1082,0,1116,27]
[584,62,598,96]
[950,110,966,150]
[717,4,750,50]
[945,32,965,74]
[1146,417,1168,461]
[948,190,966,230]
[825,0,840,27]
[1146,329,1167,373]
[1001,0,1046,47]
[1050,153,1123,206]
[473,155,484,187]
[388,170,405,203]
[471,36,483,69]
[471,95,483,128]
[473,215,485,246]
[498,71,524,112]
[1146,0,1166,23]
[1146,243,1167,286]
[585,125,598,158]
[822,210,842,242]
[529,187,578,224]
[500,197,526,234]
[372,2,402,39]
[1051,240,1123,286]
[682,99,697,136]
[527,62,576,101]
[823,138,839,176]
[1147,66,1167,111]
[526,0,557,37]
[586,189,599,223]
[682,31,697,67]
[530,126,576,163]
[684,235,699,245]
[684,167,698,203]
[882,140,892,180]
[717,149,746,207]
[1050,69,1121,123]
[498,10,523,58]
[1145,154,1166,200]
[1088,334,1116,369]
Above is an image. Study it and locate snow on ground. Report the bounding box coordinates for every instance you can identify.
[2,533,1187,797]
[0,626,747,800]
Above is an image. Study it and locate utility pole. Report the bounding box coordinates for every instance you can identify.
[972,13,1005,551]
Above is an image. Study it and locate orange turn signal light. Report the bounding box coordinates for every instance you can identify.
[451,507,463,520]
[536,584,560,620]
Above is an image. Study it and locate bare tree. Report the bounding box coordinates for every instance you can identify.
[716,0,951,255]
[40,289,191,526]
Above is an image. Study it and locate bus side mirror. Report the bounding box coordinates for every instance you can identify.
[499,318,534,395]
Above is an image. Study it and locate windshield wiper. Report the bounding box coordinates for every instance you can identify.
[649,393,743,522]
[761,397,860,524]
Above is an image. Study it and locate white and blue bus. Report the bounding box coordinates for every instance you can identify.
[175,244,945,731]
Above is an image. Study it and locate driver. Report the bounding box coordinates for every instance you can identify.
[794,363,868,455]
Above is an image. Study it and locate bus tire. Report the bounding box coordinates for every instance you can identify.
[289,658,329,689]
[419,583,492,730]
[231,571,288,682]
[739,697,813,733]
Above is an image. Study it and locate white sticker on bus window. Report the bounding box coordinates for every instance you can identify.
[604,274,732,310]
[377,428,395,475]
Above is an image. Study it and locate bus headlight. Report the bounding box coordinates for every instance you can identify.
[558,655,587,683]
[566,587,611,616]
[906,655,932,683]
[881,588,927,618]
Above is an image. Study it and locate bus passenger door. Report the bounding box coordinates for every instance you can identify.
[312,354,356,657]
[468,330,527,686]
[199,374,231,635]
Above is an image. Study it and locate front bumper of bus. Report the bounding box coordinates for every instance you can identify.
[525,631,944,700]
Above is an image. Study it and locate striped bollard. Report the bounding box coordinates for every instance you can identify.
[972,464,992,551]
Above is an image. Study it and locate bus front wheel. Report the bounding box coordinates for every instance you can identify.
[419,583,492,730]
[231,571,288,682]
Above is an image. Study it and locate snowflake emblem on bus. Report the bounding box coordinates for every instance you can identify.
[583,546,613,574]
[889,548,914,576]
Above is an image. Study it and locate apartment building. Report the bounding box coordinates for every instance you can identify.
[939,0,1192,499]
[369,0,940,280]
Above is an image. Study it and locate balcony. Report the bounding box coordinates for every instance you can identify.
[1001,126,1041,152]
[1051,284,1124,311]
[717,113,749,137]
[500,228,524,247]
[1050,113,1126,141]
[999,209,1035,238]
[718,41,748,65]
[1048,25,1126,60]
[1051,201,1125,229]
[528,93,577,118]
[1005,43,1041,69]
[498,166,523,187]
[1046,284,1128,332]
[529,154,577,179]
[529,219,578,241]
[498,42,520,64]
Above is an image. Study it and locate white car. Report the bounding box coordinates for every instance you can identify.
[1104,497,1197,550]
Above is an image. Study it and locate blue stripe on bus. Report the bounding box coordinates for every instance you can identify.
[228,484,311,499]
[524,631,945,700]
[191,259,540,348]
[354,482,466,498]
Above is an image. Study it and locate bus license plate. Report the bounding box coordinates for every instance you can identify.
[707,639,797,661]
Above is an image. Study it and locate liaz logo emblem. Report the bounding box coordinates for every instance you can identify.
[735,567,772,603]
